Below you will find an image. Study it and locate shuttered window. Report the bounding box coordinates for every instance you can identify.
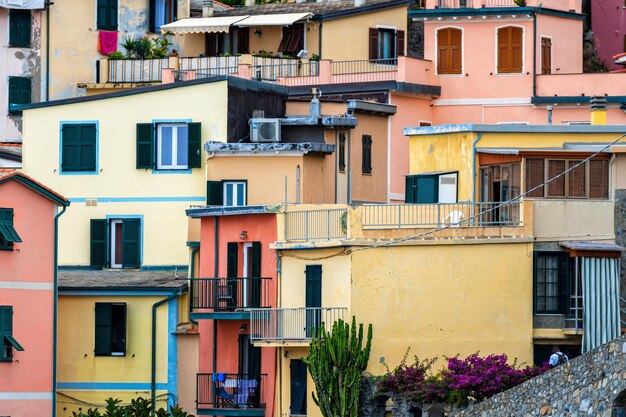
[338,133,346,172]
[361,135,372,174]
[8,76,31,114]
[525,159,545,197]
[525,158,609,199]
[279,24,304,56]
[9,10,31,48]
[305,265,322,338]
[497,26,523,73]
[568,160,586,198]
[0,208,22,250]
[290,359,307,415]
[534,252,569,314]
[369,28,402,61]
[95,303,126,356]
[541,37,552,75]
[249,241,262,308]
[97,0,118,31]
[589,159,609,199]
[90,218,141,269]
[547,160,566,197]
[61,123,97,172]
[437,28,462,74]
[1,306,24,361]
[136,122,201,170]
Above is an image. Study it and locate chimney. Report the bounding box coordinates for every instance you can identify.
[590,96,607,125]
[309,87,321,118]
[202,0,214,17]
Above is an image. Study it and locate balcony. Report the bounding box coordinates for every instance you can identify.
[249,307,347,344]
[190,277,271,320]
[197,373,266,416]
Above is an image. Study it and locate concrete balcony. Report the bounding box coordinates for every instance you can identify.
[531,199,614,242]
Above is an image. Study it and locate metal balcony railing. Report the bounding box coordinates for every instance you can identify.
[284,209,348,241]
[361,201,521,229]
[252,61,320,85]
[108,58,167,82]
[331,58,398,83]
[249,307,347,343]
[190,278,271,311]
[197,373,266,410]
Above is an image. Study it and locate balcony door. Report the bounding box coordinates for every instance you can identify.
[305,265,322,338]
[243,242,262,308]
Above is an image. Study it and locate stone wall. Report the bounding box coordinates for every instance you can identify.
[453,335,626,417]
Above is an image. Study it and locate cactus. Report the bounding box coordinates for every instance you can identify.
[304,316,373,417]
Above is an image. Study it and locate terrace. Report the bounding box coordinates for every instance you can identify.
[196,373,267,416]
[189,277,272,320]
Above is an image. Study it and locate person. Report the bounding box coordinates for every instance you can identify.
[549,345,569,368]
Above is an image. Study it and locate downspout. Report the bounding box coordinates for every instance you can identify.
[532,8,538,98]
[189,247,199,325]
[471,132,483,203]
[212,216,219,376]
[52,204,67,417]
[275,251,282,417]
[151,290,178,415]
[45,1,51,101]
[318,21,323,58]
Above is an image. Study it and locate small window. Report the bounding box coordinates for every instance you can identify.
[1,306,24,361]
[406,172,458,204]
[534,252,569,314]
[541,37,552,75]
[9,9,31,48]
[61,123,97,173]
[361,135,372,174]
[8,76,31,114]
[97,0,118,30]
[0,208,22,250]
[524,158,609,199]
[369,28,404,61]
[90,218,141,269]
[157,123,188,170]
[94,303,126,356]
[290,359,307,415]
[278,24,304,56]
[378,29,396,60]
[223,181,246,207]
[437,28,462,75]
[154,0,177,31]
[497,26,523,73]
[338,133,346,172]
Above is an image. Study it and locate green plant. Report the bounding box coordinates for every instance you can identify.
[513,0,526,5]
[121,36,137,58]
[254,50,274,58]
[311,53,321,61]
[281,54,292,59]
[151,37,172,59]
[70,397,195,417]
[107,50,125,60]
[304,316,372,417]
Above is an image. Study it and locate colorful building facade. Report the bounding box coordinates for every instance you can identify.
[0,171,69,417]
[591,0,626,71]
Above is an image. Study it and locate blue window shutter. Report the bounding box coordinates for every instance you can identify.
[62,125,80,172]
[290,359,307,415]
[416,175,438,204]
[250,242,262,308]
[405,175,417,203]
[79,124,97,172]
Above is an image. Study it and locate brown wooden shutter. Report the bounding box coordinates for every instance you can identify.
[547,160,566,197]
[589,159,609,199]
[437,29,449,73]
[541,37,552,75]
[497,27,509,73]
[369,28,379,60]
[396,30,405,57]
[567,160,585,197]
[286,24,304,55]
[511,27,523,72]
[525,158,545,197]
[450,28,462,74]
[498,26,523,73]
[278,27,292,53]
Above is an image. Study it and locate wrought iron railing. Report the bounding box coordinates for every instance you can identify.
[108,59,167,82]
[252,61,320,84]
[197,373,266,409]
[190,278,271,311]
[331,58,398,83]
[284,209,348,241]
[249,307,347,342]
[361,202,521,229]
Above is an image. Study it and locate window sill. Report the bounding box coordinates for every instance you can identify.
[8,44,31,49]
[361,172,373,176]
[152,168,193,175]
[60,171,99,176]
[0,358,12,362]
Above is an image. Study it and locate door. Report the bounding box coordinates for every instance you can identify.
[242,242,262,308]
[305,265,322,338]
[238,334,262,407]
[437,173,457,203]
[290,359,307,415]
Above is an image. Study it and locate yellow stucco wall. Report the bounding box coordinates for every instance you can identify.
[57,295,173,416]
[321,6,408,60]
[22,81,228,266]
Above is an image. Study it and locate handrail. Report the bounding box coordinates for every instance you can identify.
[284,208,347,241]
[249,307,347,342]
[190,277,271,311]
[197,373,267,409]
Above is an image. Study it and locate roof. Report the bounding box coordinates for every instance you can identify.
[205,141,336,154]
[190,0,233,15]
[288,80,441,97]
[404,124,626,137]
[15,76,287,111]
[58,269,189,292]
[0,143,22,162]
[214,0,412,20]
[409,6,585,21]
[559,241,626,252]
[186,205,280,218]
[0,171,69,206]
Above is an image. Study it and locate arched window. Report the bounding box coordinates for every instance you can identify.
[437,28,462,74]
[497,26,523,73]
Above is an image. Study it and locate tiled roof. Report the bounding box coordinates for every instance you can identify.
[0,171,69,205]
[190,0,234,16]
[214,0,412,18]
[58,269,189,291]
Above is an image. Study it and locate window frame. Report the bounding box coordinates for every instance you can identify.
[436,27,463,75]
[156,123,189,171]
[94,302,127,357]
[496,25,524,75]
[96,0,119,31]
[223,180,247,207]
[9,9,31,48]
[541,36,552,75]
[59,121,99,175]
[533,251,569,315]
[8,76,32,115]
[90,217,142,269]
[0,208,22,251]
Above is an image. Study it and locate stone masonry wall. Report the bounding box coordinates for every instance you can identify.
[453,334,626,417]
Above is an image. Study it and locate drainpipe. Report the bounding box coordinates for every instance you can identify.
[52,204,67,417]
[45,1,52,101]
[275,250,282,417]
[532,8,540,98]
[212,217,219,376]
[471,132,483,203]
[189,247,199,325]
[151,290,178,415]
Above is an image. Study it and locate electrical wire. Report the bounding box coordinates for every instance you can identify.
[56,391,175,408]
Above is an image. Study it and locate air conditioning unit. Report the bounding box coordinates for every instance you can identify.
[250,119,281,143]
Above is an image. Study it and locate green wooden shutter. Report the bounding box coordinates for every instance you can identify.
[8,77,30,113]
[62,125,80,172]
[290,359,307,415]
[79,124,97,172]
[206,181,223,206]
[416,175,438,204]
[187,122,202,168]
[121,219,141,268]
[305,265,322,308]
[90,219,108,268]
[227,242,238,307]
[148,0,156,32]
[94,303,113,356]
[111,304,127,354]
[405,175,417,203]
[136,123,154,169]
[9,10,31,47]
[109,0,118,30]
[250,241,262,308]
[1,306,11,338]
[97,0,108,29]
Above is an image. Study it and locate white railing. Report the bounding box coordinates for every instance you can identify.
[249,307,347,343]
[179,56,240,72]
[108,58,168,82]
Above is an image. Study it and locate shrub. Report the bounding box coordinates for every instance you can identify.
[71,396,194,417]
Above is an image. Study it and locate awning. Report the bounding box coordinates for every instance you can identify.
[160,16,249,34]
[234,12,313,27]
[0,222,21,244]
[559,241,625,254]
[4,334,24,351]
[0,0,44,9]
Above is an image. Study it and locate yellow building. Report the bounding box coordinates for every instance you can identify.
[56,270,191,416]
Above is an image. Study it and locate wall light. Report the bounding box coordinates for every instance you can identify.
[239,230,248,240]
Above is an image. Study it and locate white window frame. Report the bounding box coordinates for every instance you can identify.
[157,123,188,170]
[223,181,247,207]
[110,219,123,269]
[434,26,465,77]
[494,24,525,76]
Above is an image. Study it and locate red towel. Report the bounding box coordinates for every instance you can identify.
[98,31,118,55]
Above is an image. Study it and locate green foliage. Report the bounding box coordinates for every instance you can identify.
[513,0,526,5]
[254,50,274,58]
[71,397,194,417]
[107,51,126,60]
[304,316,373,417]
[118,36,173,59]
[311,53,321,61]
[121,37,138,58]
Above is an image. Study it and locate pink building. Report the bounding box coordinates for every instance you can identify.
[592,0,626,71]
[0,171,69,417]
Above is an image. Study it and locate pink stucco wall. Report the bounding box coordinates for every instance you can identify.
[592,0,626,70]
[0,179,58,417]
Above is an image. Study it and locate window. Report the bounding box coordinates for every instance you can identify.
[406,172,458,204]
[90,218,141,268]
[437,28,462,74]
[369,28,405,61]
[94,303,126,356]
[1,306,24,362]
[205,27,249,56]
[206,180,247,206]
[61,123,97,173]
[497,26,523,73]
[480,163,521,202]
[8,76,31,114]
[361,135,372,174]
[534,252,569,314]
[278,24,304,56]
[0,208,22,251]
[148,0,176,32]
[97,0,118,30]
[541,37,552,75]
[338,133,346,172]
[305,265,322,337]
[9,9,31,47]
[290,359,307,415]
[136,122,201,170]
[524,158,609,199]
